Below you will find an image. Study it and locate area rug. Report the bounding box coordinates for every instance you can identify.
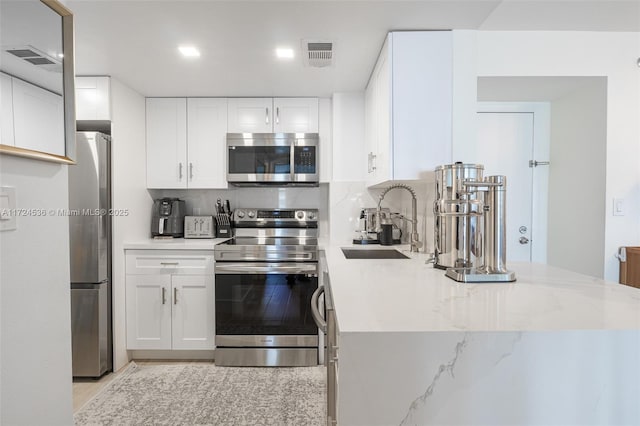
[74,362,326,426]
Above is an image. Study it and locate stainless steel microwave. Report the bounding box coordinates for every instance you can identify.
[226,133,319,186]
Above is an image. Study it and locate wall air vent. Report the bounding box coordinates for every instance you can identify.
[302,40,334,68]
[4,45,62,73]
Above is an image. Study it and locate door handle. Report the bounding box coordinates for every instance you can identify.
[179,162,183,180]
[276,107,280,124]
[189,163,193,180]
[265,107,270,125]
[162,287,167,305]
[519,236,530,245]
[310,286,326,333]
[174,287,178,304]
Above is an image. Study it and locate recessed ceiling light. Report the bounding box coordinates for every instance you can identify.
[276,48,294,59]
[179,46,200,58]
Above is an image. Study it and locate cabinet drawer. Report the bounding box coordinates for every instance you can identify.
[126,250,214,275]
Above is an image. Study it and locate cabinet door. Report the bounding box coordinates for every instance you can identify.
[76,76,111,120]
[11,77,64,156]
[187,98,228,188]
[273,98,319,133]
[0,73,14,146]
[374,45,391,185]
[171,274,215,350]
[227,98,273,133]
[126,274,172,350]
[146,98,187,188]
[391,31,452,179]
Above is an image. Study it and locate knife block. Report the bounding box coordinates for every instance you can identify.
[215,213,233,238]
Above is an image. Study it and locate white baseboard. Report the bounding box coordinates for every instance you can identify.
[129,350,216,361]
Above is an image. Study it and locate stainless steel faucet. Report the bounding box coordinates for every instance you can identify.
[377,183,422,252]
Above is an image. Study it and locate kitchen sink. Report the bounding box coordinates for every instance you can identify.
[341,248,409,259]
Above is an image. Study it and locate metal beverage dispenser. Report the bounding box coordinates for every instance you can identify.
[434,162,516,283]
[434,163,485,270]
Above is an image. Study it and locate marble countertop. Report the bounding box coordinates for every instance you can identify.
[123,238,229,250]
[321,243,640,333]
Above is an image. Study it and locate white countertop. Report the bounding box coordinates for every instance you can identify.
[123,237,229,250]
[321,243,640,333]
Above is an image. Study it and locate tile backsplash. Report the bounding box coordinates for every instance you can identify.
[149,185,330,237]
[149,180,436,251]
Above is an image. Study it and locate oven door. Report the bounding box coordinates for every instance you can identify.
[215,262,319,344]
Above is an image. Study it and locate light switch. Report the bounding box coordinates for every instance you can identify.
[613,198,625,216]
[0,186,16,231]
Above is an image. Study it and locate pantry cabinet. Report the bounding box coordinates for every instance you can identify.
[125,250,215,350]
[75,76,111,120]
[365,31,453,187]
[227,97,318,133]
[146,97,227,189]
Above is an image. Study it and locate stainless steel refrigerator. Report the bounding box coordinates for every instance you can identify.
[69,131,112,377]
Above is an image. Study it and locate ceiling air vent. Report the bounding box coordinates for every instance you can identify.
[4,45,62,73]
[302,40,334,68]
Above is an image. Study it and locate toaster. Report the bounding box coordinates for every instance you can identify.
[184,216,215,239]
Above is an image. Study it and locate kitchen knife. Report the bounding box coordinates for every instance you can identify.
[216,198,222,214]
[225,199,231,215]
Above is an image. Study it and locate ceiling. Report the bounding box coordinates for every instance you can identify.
[63,0,640,97]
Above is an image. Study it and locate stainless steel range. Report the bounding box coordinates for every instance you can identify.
[214,208,319,367]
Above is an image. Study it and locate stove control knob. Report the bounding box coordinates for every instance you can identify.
[307,211,316,220]
[236,210,245,219]
[247,210,256,218]
[296,211,305,220]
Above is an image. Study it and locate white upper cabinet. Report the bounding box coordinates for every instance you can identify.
[146,97,228,189]
[11,76,64,156]
[76,76,111,121]
[272,98,319,133]
[365,31,453,187]
[0,72,15,146]
[146,98,188,188]
[227,98,273,133]
[227,97,318,133]
[187,98,228,188]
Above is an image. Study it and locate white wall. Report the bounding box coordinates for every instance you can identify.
[110,78,151,370]
[548,79,607,278]
[331,93,366,182]
[0,157,73,425]
[476,31,640,281]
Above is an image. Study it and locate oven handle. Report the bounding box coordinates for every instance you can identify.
[215,263,318,275]
[311,285,327,333]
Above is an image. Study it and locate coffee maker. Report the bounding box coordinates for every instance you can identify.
[353,207,392,244]
[151,198,186,237]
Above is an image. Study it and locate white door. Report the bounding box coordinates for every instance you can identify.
[126,274,172,350]
[146,98,187,188]
[187,98,228,188]
[273,98,319,133]
[476,104,550,264]
[477,112,533,261]
[171,275,215,350]
[227,98,273,133]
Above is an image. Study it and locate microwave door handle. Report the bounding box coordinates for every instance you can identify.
[290,140,295,181]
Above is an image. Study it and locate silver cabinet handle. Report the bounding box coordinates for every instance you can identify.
[174,287,178,304]
[189,163,193,180]
[162,287,167,305]
[179,163,183,180]
[265,107,270,125]
[160,262,179,266]
[519,236,530,245]
[310,286,326,333]
[276,107,280,124]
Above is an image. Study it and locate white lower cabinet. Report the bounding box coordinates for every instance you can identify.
[125,250,215,350]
